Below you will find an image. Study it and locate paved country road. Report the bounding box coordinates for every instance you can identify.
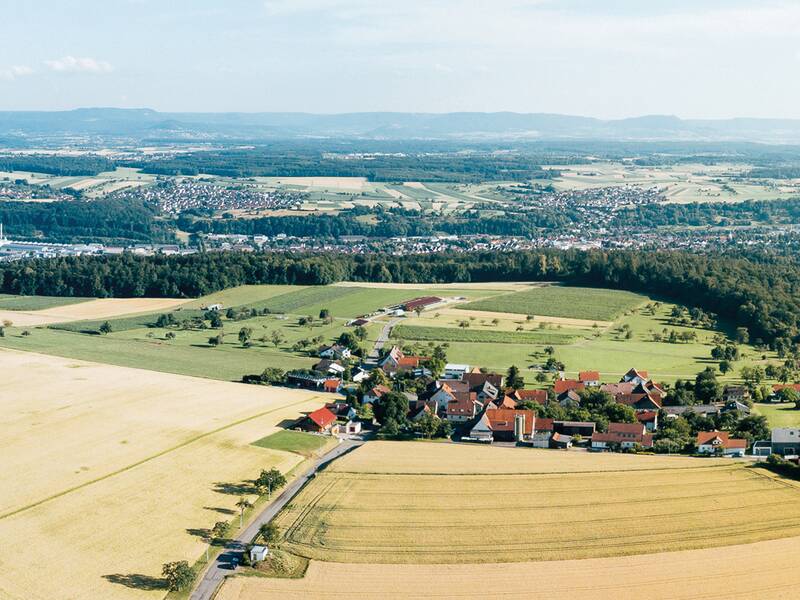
[367,318,400,362]
[190,438,364,600]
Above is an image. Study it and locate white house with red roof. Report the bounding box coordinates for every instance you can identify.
[696,431,747,457]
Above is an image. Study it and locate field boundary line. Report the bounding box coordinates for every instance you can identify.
[0,395,320,521]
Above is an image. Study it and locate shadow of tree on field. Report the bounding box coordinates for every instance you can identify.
[203,505,236,515]
[213,480,257,495]
[103,573,166,591]
[186,527,211,540]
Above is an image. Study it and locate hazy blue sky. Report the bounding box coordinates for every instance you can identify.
[1,0,798,118]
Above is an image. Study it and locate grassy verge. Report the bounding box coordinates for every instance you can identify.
[252,431,336,458]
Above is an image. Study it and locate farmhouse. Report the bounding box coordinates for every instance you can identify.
[636,410,658,432]
[506,388,547,405]
[591,422,654,451]
[578,370,601,386]
[553,379,585,394]
[323,379,342,394]
[318,344,352,360]
[379,346,427,376]
[696,431,747,457]
[621,368,649,385]
[301,407,339,433]
[721,400,751,416]
[446,392,481,422]
[550,432,573,449]
[462,371,504,391]
[467,408,535,442]
[363,384,391,405]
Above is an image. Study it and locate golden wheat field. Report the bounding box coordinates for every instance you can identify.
[217,535,800,600]
[0,349,326,600]
[0,297,189,327]
[274,442,800,564]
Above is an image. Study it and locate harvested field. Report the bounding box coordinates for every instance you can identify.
[274,442,800,564]
[0,349,326,600]
[392,324,578,345]
[216,535,800,599]
[420,306,609,329]
[0,297,189,327]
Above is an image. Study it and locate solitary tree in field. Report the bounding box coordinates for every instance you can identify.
[414,306,423,317]
[235,497,253,527]
[354,325,368,341]
[165,331,176,341]
[270,330,285,348]
[99,321,112,335]
[212,520,229,541]
[238,327,253,347]
[161,561,194,591]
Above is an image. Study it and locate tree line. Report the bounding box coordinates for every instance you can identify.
[2,248,800,347]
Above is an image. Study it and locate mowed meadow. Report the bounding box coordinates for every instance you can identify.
[0,349,327,600]
[0,282,779,385]
[274,442,800,564]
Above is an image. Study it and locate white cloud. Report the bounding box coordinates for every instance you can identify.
[45,56,113,74]
[0,65,34,81]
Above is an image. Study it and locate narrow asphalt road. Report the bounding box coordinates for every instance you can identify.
[190,438,364,600]
[367,318,400,361]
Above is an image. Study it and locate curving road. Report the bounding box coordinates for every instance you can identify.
[190,438,363,600]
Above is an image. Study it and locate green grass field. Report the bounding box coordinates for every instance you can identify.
[755,403,800,429]
[252,430,334,457]
[393,324,578,345]
[459,286,645,321]
[0,295,92,311]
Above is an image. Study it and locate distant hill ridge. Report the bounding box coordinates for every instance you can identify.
[3,108,800,143]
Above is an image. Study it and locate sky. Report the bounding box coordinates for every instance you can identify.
[1,0,799,119]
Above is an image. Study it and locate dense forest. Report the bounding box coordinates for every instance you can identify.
[0,155,114,176]
[0,197,174,244]
[124,150,557,182]
[2,249,799,349]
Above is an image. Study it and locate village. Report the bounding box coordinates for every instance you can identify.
[261,295,800,462]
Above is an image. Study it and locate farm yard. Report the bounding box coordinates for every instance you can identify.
[216,535,800,600]
[0,348,327,600]
[272,441,800,563]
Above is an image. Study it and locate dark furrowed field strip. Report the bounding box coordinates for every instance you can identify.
[310,497,800,530]
[0,395,318,521]
[285,517,800,559]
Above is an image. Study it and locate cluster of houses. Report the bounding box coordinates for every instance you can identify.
[283,319,797,458]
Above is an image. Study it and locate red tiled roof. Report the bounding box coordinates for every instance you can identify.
[608,422,646,436]
[773,384,800,392]
[485,409,534,435]
[507,389,548,405]
[403,296,442,311]
[553,380,585,394]
[323,379,341,392]
[636,411,658,423]
[446,392,479,416]
[534,417,554,432]
[696,430,747,449]
[307,407,337,429]
[579,371,600,381]
[463,372,504,389]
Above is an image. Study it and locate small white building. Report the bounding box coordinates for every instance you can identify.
[443,363,470,379]
[250,545,269,563]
